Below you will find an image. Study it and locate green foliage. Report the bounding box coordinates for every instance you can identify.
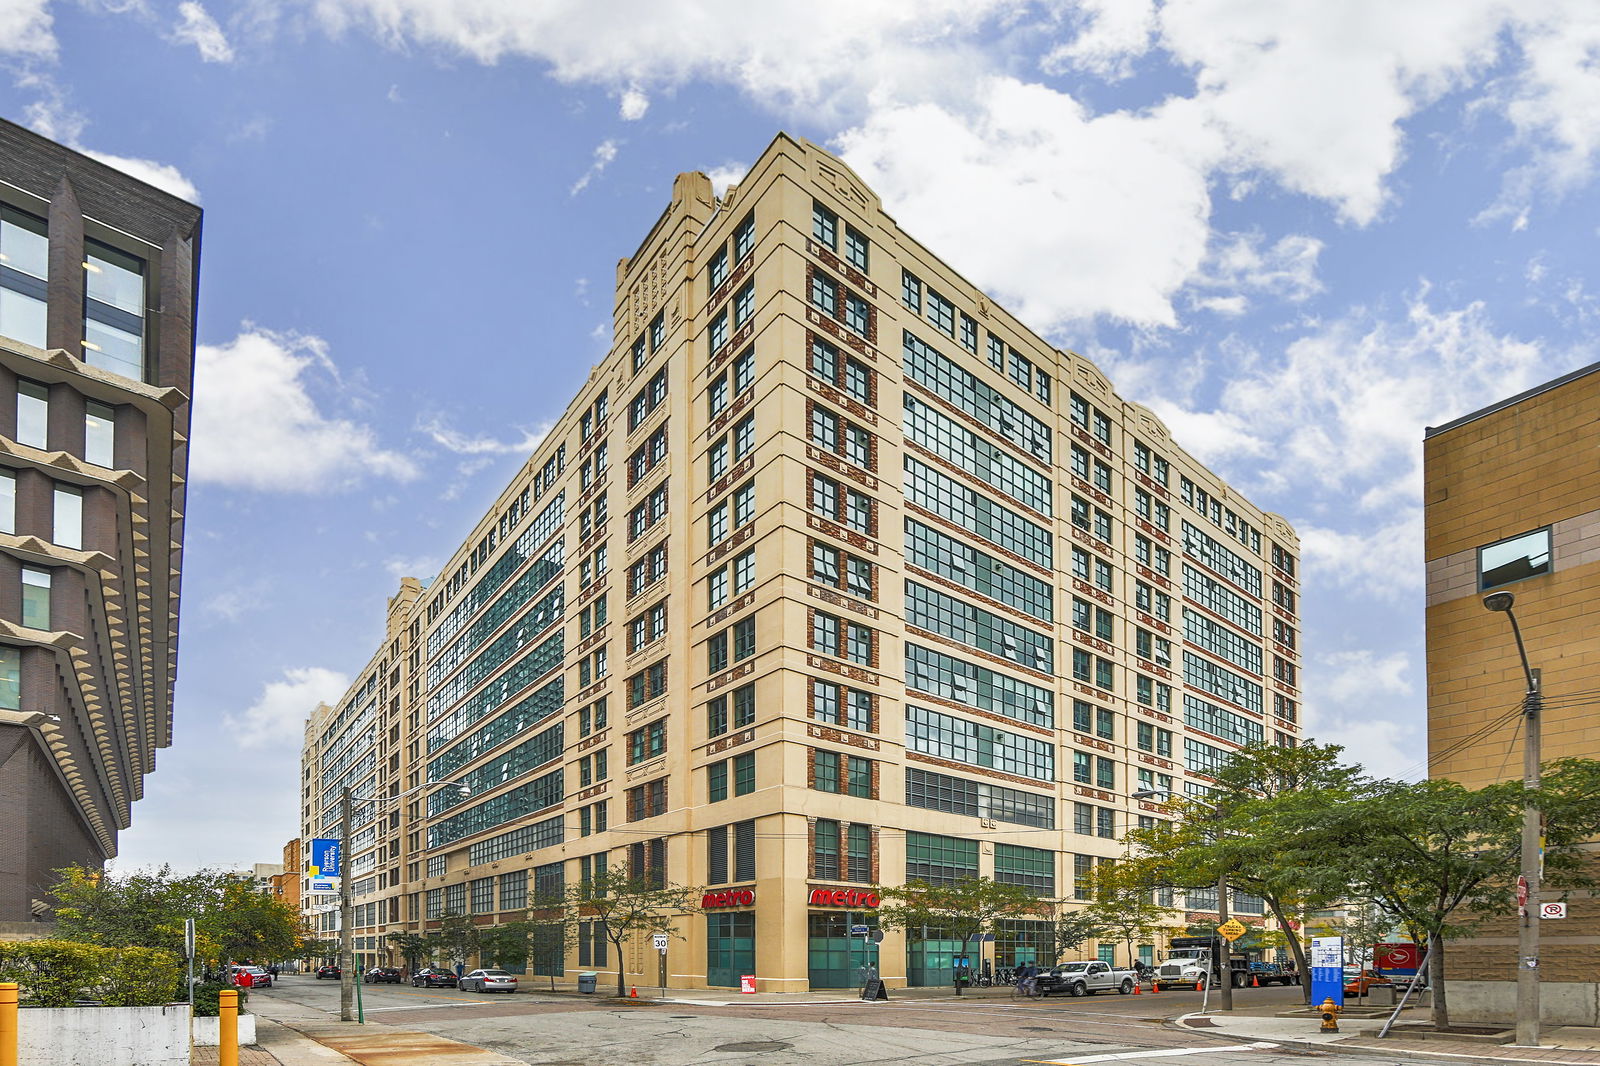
[384,932,430,969]
[1075,864,1182,966]
[99,945,183,1007]
[0,939,181,1007]
[563,869,700,997]
[477,921,536,970]
[431,912,479,967]
[1052,909,1113,958]
[190,980,248,1017]
[47,864,303,969]
[874,877,1043,994]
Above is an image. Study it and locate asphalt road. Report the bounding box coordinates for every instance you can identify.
[258,975,1426,1066]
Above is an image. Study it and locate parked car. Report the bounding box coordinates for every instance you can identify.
[315,965,341,980]
[363,967,403,984]
[1036,960,1137,997]
[411,967,458,988]
[1344,966,1392,996]
[232,965,272,988]
[458,969,519,993]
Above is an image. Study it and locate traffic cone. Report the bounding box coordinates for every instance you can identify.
[1133,982,1142,995]
[1252,975,1260,988]
[1150,981,1160,993]
[1195,979,1203,991]
[629,986,638,998]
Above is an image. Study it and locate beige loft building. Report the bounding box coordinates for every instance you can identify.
[1424,363,1600,1024]
[300,134,1303,991]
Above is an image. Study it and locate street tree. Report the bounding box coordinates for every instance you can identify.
[477,921,537,972]
[874,877,1042,995]
[1332,761,1600,1029]
[1121,742,1367,1001]
[430,912,479,973]
[1052,909,1112,962]
[384,932,430,971]
[1081,863,1182,968]
[563,869,699,997]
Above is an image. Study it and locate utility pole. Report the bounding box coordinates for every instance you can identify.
[1484,591,1541,1048]
[1216,870,1233,1012]
[339,785,354,1023]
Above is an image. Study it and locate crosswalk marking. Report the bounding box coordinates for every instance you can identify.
[1032,1041,1280,1063]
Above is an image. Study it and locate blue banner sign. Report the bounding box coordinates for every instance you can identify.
[309,837,341,878]
[1310,935,1344,1008]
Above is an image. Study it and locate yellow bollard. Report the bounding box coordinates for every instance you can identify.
[218,988,238,1066]
[0,981,18,1066]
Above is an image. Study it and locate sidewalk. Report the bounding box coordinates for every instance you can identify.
[245,994,531,1066]
[1176,1004,1600,1064]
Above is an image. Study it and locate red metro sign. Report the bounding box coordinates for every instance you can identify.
[808,887,880,908]
[701,889,755,909]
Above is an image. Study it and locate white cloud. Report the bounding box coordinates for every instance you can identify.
[383,555,441,582]
[172,1,233,62]
[0,0,54,57]
[704,162,748,199]
[839,80,1221,330]
[1192,231,1323,311]
[1304,649,1420,780]
[619,86,649,120]
[569,138,619,196]
[418,416,548,456]
[81,148,201,202]
[1042,0,1157,80]
[190,328,419,492]
[227,666,350,749]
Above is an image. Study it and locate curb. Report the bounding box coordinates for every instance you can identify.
[1166,1012,1600,1065]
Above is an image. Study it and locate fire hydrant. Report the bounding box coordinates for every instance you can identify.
[1319,997,1341,1033]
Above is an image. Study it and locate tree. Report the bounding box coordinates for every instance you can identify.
[1121,742,1367,1002]
[874,877,1042,995]
[561,869,699,997]
[477,921,536,971]
[385,932,430,971]
[1330,763,1600,1029]
[1052,909,1112,961]
[1081,863,1183,968]
[431,912,479,973]
[48,865,303,980]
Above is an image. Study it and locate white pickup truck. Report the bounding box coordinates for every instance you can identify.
[1035,960,1139,997]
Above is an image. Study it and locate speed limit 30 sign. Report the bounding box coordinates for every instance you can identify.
[1540,902,1568,920]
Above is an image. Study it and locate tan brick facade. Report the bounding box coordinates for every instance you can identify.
[302,134,1300,990]
[1424,363,1600,1024]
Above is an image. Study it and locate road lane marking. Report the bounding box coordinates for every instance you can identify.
[1029,1042,1281,1063]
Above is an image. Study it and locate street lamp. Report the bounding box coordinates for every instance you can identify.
[338,779,470,1023]
[1132,788,1234,1012]
[1483,590,1543,1048]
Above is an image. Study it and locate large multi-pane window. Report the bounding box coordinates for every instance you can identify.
[1182,520,1263,597]
[1183,565,1263,635]
[906,581,1052,672]
[1182,650,1264,713]
[82,239,146,380]
[994,844,1055,896]
[905,457,1051,569]
[1183,608,1263,675]
[904,644,1053,728]
[813,819,873,882]
[1136,721,1174,757]
[809,337,873,404]
[902,331,1050,463]
[627,718,667,764]
[707,548,756,609]
[812,749,874,797]
[810,404,873,469]
[905,832,978,886]
[0,207,48,348]
[810,679,874,732]
[809,472,874,535]
[628,367,669,430]
[1185,737,1229,776]
[810,540,874,599]
[904,394,1052,515]
[1183,693,1265,747]
[628,660,668,708]
[904,766,1054,828]
[905,520,1052,622]
[906,706,1054,781]
[811,611,873,666]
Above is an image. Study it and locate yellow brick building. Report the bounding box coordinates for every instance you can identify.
[1424,362,1600,1024]
[302,134,1303,991]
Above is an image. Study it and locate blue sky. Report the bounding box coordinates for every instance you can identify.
[2,0,1596,872]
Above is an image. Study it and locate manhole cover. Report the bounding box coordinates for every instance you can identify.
[713,1041,794,1053]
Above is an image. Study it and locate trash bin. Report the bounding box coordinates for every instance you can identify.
[578,972,597,994]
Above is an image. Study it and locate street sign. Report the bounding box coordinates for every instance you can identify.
[870,930,885,943]
[850,925,871,936]
[1540,902,1567,919]
[309,838,342,878]
[1375,942,1420,974]
[1218,918,1247,942]
[184,918,195,960]
[653,933,669,952]
[309,877,339,894]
